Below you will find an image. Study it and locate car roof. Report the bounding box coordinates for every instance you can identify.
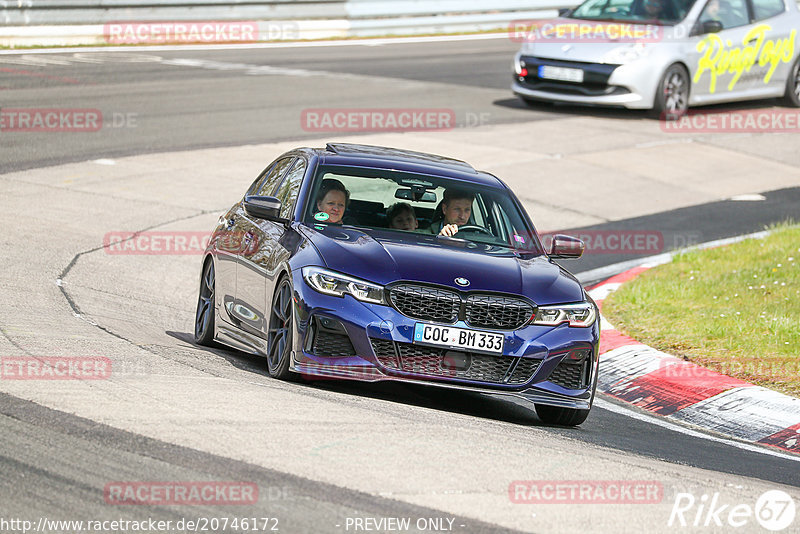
[307,143,504,188]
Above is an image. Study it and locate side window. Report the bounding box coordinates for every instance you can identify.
[699,0,750,29]
[489,200,511,243]
[471,194,487,228]
[275,159,307,219]
[751,0,785,20]
[247,157,295,198]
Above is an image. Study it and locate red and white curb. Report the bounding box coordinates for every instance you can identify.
[589,266,800,455]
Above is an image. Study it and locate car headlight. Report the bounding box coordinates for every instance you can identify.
[533,302,596,327]
[602,43,649,64]
[302,266,385,305]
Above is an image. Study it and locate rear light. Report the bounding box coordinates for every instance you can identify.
[513,54,526,76]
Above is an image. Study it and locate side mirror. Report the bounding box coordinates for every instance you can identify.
[243,195,286,223]
[558,7,575,16]
[691,20,723,36]
[549,234,585,259]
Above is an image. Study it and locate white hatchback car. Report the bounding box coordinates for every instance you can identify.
[511,0,800,117]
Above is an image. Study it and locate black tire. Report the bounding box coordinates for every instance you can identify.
[194,259,217,346]
[782,56,800,107]
[535,404,591,426]
[653,63,690,121]
[267,276,296,380]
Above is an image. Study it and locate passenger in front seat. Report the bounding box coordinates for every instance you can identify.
[315,178,349,224]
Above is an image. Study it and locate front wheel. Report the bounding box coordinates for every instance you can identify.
[782,56,800,107]
[535,404,590,426]
[194,259,216,346]
[267,276,296,380]
[653,64,690,121]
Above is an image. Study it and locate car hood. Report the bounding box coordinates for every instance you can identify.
[300,226,585,305]
[522,41,632,63]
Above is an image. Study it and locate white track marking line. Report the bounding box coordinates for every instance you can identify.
[729,193,766,201]
[594,397,800,462]
[0,33,509,56]
[583,231,798,460]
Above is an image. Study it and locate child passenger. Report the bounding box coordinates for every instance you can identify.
[386,202,418,231]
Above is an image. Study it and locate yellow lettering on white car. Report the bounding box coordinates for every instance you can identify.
[694,25,796,92]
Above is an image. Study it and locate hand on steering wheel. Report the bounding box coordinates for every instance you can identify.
[439,223,459,237]
[453,224,493,236]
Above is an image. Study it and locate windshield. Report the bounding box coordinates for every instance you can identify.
[304,165,544,254]
[569,0,698,24]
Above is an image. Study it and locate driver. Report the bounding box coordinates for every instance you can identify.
[427,188,475,237]
[642,0,668,18]
[700,0,738,29]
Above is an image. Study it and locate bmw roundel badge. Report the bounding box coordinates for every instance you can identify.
[455,277,470,287]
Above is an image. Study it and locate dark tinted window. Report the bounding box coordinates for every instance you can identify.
[570,0,697,24]
[699,0,749,29]
[247,157,295,197]
[752,0,785,20]
[275,158,307,219]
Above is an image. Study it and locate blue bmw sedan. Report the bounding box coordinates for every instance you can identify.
[195,143,599,426]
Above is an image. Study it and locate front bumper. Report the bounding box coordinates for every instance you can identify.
[512,55,663,110]
[289,269,600,410]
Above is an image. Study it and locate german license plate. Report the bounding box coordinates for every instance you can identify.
[413,323,504,354]
[538,65,584,83]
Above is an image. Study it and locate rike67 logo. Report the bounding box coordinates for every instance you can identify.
[669,490,796,531]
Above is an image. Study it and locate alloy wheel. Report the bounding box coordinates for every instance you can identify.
[194,260,215,344]
[664,70,688,115]
[267,278,293,377]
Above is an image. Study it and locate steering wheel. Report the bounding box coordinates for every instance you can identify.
[456,224,493,236]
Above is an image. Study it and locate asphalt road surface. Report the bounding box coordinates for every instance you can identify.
[1,36,799,533]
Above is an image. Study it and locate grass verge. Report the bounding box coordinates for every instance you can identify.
[602,223,800,397]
